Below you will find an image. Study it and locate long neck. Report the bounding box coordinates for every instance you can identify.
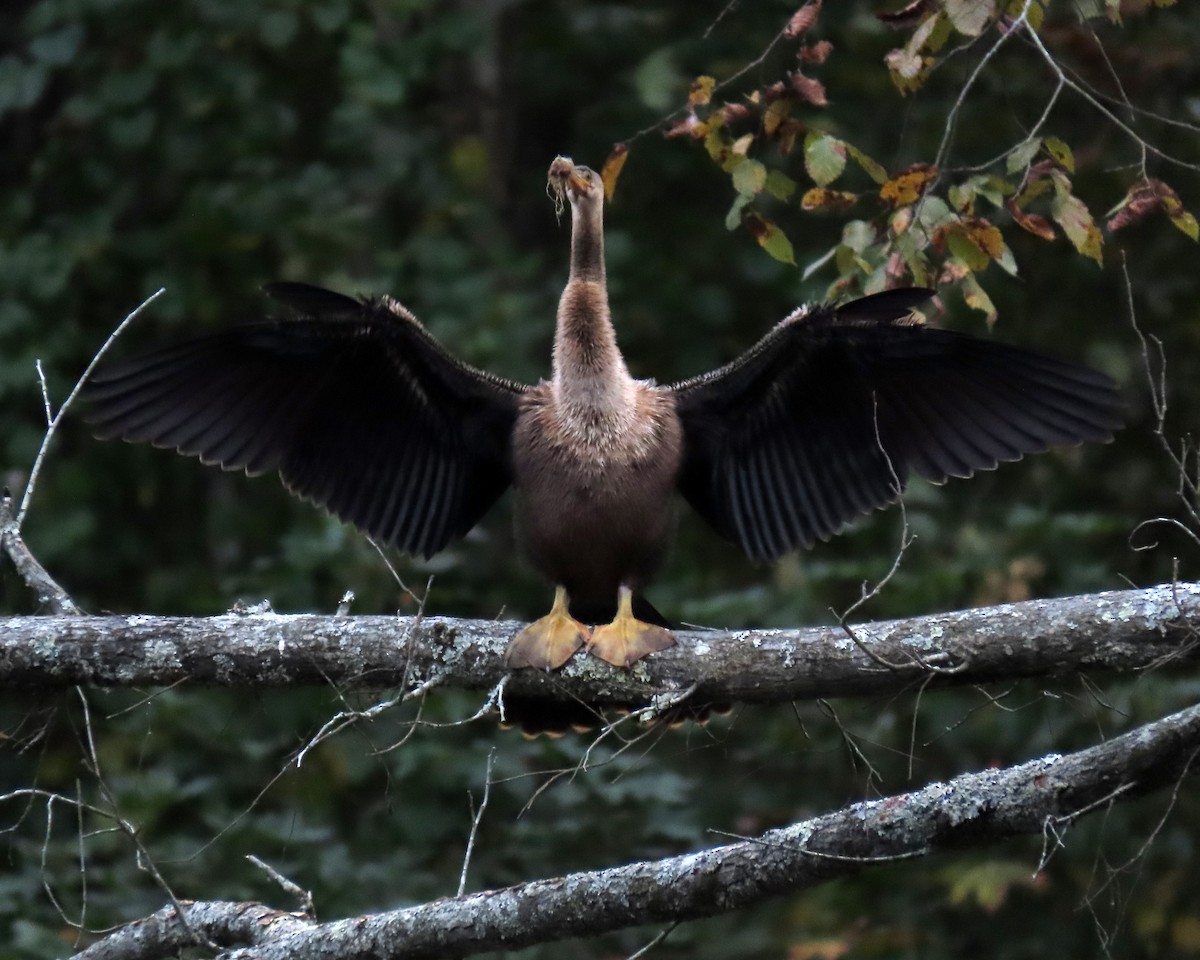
[552,197,632,413]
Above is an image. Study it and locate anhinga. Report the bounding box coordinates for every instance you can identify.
[86,156,1123,674]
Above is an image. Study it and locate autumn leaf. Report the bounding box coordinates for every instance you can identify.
[884,47,930,93]
[730,133,755,157]
[800,187,858,210]
[804,132,846,186]
[664,113,705,139]
[784,0,822,38]
[745,213,797,264]
[961,271,998,325]
[1172,210,1200,241]
[938,218,1005,271]
[790,71,828,106]
[1042,136,1075,173]
[944,0,995,36]
[688,75,715,109]
[880,163,937,205]
[799,40,833,64]
[1006,199,1056,240]
[1050,178,1103,265]
[876,0,937,28]
[1106,178,1199,241]
[718,102,752,125]
[846,143,888,184]
[600,144,628,201]
[763,98,792,136]
[885,11,944,93]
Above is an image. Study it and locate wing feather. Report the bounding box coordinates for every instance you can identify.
[85,282,527,558]
[671,288,1123,561]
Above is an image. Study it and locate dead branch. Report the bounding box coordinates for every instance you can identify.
[1,583,1196,712]
[72,700,1200,959]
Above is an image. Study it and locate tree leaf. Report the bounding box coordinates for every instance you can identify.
[880,163,937,205]
[790,72,828,107]
[745,213,796,264]
[784,0,823,38]
[944,0,995,36]
[1106,178,1199,242]
[1170,210,1199,241]
[1006,200,1056,240]
[763,99,792,136]
[1006,137,1042,175]
[601,144,629,202]
[732,158,767,196]
[1051,184,1103,265]
[688,75,715,109]
[960,270,998,326]
[765,169,797,201]
[804,132,846,186]
[800,187,857,210]
[1042,136,1075,173]
[846,142,888,184]
[725,192,754,231]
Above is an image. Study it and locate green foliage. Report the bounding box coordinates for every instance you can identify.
[2,1,1198,958]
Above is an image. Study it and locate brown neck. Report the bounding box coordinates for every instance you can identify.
[552,196,631,411]
[568,195,605,284]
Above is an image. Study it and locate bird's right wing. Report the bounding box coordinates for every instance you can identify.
[84,282,528,559]
[668,288,1124,562]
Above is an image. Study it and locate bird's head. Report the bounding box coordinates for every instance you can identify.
[548,156,602,218]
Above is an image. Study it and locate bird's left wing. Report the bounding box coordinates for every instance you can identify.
[84,282,528,559]
[668,288,1123,562]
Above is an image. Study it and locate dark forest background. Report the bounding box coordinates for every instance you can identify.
[2,1,1198,956]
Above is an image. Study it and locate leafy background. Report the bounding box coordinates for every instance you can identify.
[2,0,1198,957]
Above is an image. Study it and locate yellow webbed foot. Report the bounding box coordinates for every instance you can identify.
[505,586,590,671]
[586,586,676,668]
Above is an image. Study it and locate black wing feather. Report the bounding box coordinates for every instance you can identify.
[84,282,527,559]
[670,288,1123,562]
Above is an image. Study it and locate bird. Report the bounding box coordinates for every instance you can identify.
[84,155,1123,678]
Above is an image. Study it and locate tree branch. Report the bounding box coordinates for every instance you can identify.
[2,583,1196,712]
[0,492,81,615]
[73,700,1200,959]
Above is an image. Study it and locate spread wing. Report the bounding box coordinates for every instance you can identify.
[669,288,1124,562]
[84,282,528,559]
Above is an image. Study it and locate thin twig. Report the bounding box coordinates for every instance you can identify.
[16,288,165,528]
[457,750,496,896]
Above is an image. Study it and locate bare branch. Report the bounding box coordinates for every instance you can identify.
[73,700,1200,959]
[2,584,1196,714]
[0,492,81,615]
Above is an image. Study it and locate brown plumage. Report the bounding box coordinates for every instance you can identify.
[84,156,1124,685]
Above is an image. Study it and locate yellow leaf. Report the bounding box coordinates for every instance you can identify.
[1171,210,1199,241]
[1042,136,1075,173]
[688,75,715,109]
[763,98,792,136]
[880,164,938,205]
[1051,189,1103,265]
[800,187,858,210]
[600,144,629,202]
[846,142,888,184]
[962,272,998,326]
[745,213,796,264]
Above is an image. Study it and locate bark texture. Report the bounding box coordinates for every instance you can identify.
[72,700,1200,959]
[1,583,1197,712]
